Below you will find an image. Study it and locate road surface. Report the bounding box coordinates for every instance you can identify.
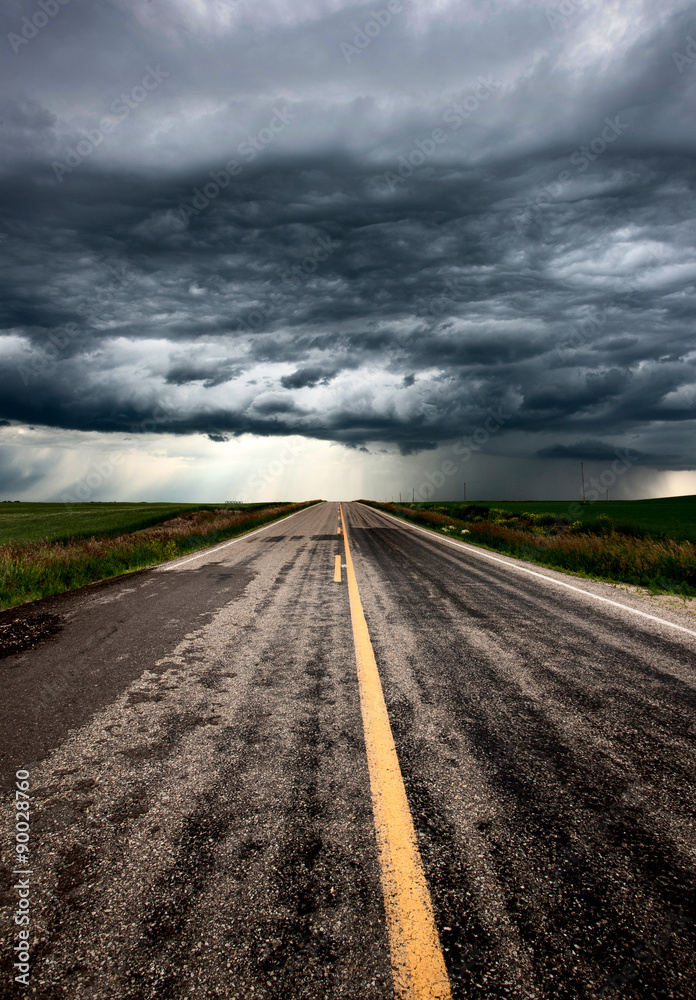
[1,500,695,999]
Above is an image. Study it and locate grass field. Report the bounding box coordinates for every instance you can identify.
[0,502,317,610]
[0,502,271,546]
[407,496,696,541]
[483,496,696,539]
[363,496,696,596]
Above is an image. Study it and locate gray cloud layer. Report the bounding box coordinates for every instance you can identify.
[1,0,696,469]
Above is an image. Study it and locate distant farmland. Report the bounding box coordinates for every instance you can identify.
[0,502,272,546]
[363,496,696,596]
[413,496,696,541]
[0,502,316,610]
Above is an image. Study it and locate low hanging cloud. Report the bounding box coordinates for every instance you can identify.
[0,0,695,483]
[279,366,339,389]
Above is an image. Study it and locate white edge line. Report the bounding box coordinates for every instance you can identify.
[159,503,322,570]
[357,502,696,641]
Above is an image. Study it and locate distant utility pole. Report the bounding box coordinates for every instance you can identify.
[412,486,415,502]
[399,492,401,502]
[581,462,586,503]
[463,481,466,502]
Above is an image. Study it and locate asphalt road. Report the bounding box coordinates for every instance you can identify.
[1,500,695,999]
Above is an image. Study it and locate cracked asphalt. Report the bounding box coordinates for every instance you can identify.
[1,501,695,999]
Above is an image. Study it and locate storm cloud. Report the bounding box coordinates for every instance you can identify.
[1,0,696,499]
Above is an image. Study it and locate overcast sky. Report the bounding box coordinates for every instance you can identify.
[1,0,695,502]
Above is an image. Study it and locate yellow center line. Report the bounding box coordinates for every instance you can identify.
[334,554,342,582]
[339,502,452,1000]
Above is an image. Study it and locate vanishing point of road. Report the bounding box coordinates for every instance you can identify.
[1,501,695,999]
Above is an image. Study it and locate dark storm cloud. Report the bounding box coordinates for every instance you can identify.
[1,0,696,470]
[165,359,246,387]
[280,367,338,389]
[536,441,649,463]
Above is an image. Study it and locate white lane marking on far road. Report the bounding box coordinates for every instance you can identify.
[361,504,696,641]
[159,504,322,570]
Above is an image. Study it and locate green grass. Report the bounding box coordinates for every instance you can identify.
[0,502,271,546]
[362,498,696,596]
[0,502,319,610]
[405,496,696,541]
